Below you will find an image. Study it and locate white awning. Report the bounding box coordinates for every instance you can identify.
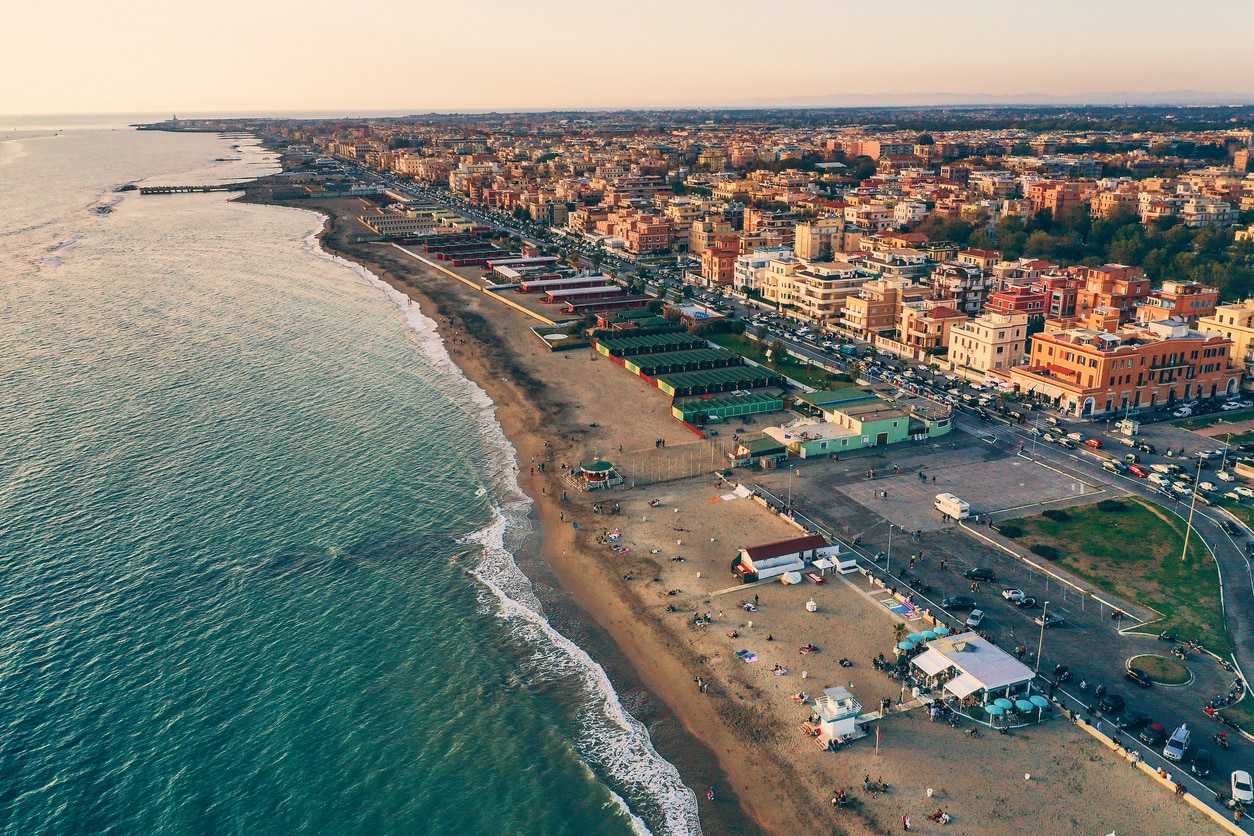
[911,648,951,677]
[945,672,983,699]
[812,558,835,570]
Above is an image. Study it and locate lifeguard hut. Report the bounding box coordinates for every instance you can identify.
[811,686,866,740]
[571,459,624,491]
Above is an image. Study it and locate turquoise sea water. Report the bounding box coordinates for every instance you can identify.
[0,128,698,835]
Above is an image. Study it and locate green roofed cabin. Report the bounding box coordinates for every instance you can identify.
[571,459,623,491]
[655,367,785,397]
[624,348,742,377]
[594,332,706,357]
[672,391,783,423]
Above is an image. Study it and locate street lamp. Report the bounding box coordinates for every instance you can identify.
[788,465,795,512]
[1034,601,1050,676]
[1181,455,1205,562]
[886,524,895,576]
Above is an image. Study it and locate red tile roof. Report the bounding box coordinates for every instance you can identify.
[744,534,829,562]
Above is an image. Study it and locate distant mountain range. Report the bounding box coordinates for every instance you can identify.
[717,91,1254,108]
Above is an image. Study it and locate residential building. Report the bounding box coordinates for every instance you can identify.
[886,301,967,361]
[1198,300,1254,388]
[761,257,803,309]
[734,246,795,294]
[793,216,846,260]
[985,285,1047,324]
[1009,319,1238,416]
[700,235,739,286]
[788,262,872,325]
[1181,196,1239,228]
[928,262,992,315]
[839,278,928,339]
[1135,280,1219,327]
[690,216,733,255]
[948,311,1030,380]
[1075,264,1151,324]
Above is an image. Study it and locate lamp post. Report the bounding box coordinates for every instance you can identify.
[788,465,795,512]
[1181,455,1205,562]
[886,524,895,576]
[1034,601,1050,676]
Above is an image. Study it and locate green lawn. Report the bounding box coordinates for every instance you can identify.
[1001,499,1231,656]
[1174,408,1254,430]
[708,333,856,391]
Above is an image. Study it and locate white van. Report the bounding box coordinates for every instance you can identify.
[1148,473,1170,487]
[934,493,970,520]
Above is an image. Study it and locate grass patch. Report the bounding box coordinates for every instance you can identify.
[1221,692,1254,733]
[708,333,855,390]
[1003,498,1231,656]
[1174,408,1254,430]
[1127,654,1191,685]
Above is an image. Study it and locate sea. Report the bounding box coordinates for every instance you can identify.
[0,117,700,836]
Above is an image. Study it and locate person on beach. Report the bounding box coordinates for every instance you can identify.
[902,812,911,830]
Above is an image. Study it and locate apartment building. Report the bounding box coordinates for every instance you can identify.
[1010,319,1238,416]
[948,311,1030,380]
[839,278,928,339]
[1075,264,1151,324]
[1181,196,1240,227]
[761,257,803,309]
[793,216,846,260]
[859,248,928,279]
[788,262,872,325]
[734,246,795,294]
[690,217,733,255]
[1198,300,1254,388]
[985,285,1047,323]
[929,262,992,315]
[1134,280,1219,327]
[892,301,968,360]
[700,235,739,286]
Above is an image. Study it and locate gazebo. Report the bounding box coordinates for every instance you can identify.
[572,459,624,491]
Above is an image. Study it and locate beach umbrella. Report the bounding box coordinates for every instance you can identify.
[1015,699,1035,713]
[994,698,1014,710]
[983,704,1004,716]
[921,630,939,641]
[1029,694,1051,722]
[907,633,926,643]
[933,626,950,636]
[897,641,916,651]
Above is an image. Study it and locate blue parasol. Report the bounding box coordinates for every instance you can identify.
[994,698,1015,710]
[897,641,916,650]
[983,704,1005,716]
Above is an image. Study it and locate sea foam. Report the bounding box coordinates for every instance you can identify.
[299,220,702,836]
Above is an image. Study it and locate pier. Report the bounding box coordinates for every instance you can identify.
[138,184,250,195]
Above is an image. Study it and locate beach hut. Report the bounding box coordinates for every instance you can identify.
[730,534,829,583]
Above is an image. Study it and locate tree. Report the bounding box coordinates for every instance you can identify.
[770,339,787,362]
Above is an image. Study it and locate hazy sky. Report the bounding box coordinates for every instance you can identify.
[6,0,1254,115]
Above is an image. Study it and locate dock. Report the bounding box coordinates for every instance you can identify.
[138,184,251,195]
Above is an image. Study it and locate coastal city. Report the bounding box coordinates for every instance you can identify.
[127,105,1254,833]
[7,3,1254,833]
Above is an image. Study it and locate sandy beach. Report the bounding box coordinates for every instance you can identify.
[238,191,1227,836]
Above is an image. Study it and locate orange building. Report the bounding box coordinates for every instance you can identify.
[1134,280,1219,327]
[1009,319,1238,416]
[700,235,739,286]
[1075,264,1151,324]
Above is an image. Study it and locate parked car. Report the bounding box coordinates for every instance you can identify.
[1058,439,1076,450]
[1199,481,1218,492]
[964,568,997,582]
[1015,597,1038,609]
[1192,748,1212,778]
[1139,723,1167,747]
[1103,460,1126,474]
[1042,433,1058,443]
[1066,432,1083,442]
[1235,486,1254,500]
[1084,438,1103,449]
[1221,519,1245,536]
[1163,725,1191,761]
[1218,470,1236,482]
[1098,693,1126,715]
[1233,770,1254,805]
[965,609,986,628]
[942,595,978,611]
[1148,473,1171,488]
[1001,588,1027,602]
[1125,668,1153,688]
[1115,710,1152,730]
[1035,613,1064,628]
[1124,453,1141,464]
[1119,436,1136,447]
[1129,464,1149,478]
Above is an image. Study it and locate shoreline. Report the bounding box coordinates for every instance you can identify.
[225,178,1224,836]
[260,196,761,835]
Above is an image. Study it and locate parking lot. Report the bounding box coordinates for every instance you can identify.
[754,431,1253,808]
